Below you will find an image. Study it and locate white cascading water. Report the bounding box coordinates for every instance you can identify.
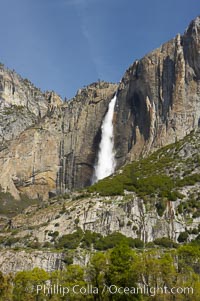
[93,94,117,183]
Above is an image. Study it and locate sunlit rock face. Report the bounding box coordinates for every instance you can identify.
[0,76,117,199]
[114,16,200,167]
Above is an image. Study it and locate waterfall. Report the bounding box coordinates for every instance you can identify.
[93,94,117,183]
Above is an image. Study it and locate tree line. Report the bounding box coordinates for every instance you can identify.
[0,242,200,300]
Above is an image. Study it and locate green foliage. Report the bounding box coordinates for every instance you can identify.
[48,231,59,238]
[42,241,53,248]
[190,228,199,235]
[177,203,183,214]
[88,177,124,196]
[154,237,178,248]
[178,244,200,275]
[80,230,102,249]
[56,228,83,249]
[193,210,200,218]
[155,199,167,216]
[0,242,200,300]
[93,232,144,250]
[194,234,200,242]
[4,237,20,247]
[177,198,200,217]
[106,243,140,300]
[88,132,200,210]
[56,230,143,251]
[47,231,59,244]
[178,231,189,243]
[0,190,40,217]
[88,252,108,300]
[136,175,174,196]
[94,232,125,250]
[126,220,132,226]
[129,237,144,248]
[74,218,79,225]
[13,268,49,301]
[62,254,73,265]
[167,190,185,201]
[177,173,200,187]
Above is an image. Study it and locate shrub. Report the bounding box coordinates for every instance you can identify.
[4,237,20,246]
[43,242,52,248]
[178,232,189,243]
[154,237,178,248]
[81,231,102,249]
[193,210,200,218]
[127,221,132,227]
[63,254,73,265]
[88,177,124,196]
[74,218,79,225]
[177,204,183,214]
[191,228,199,235]
[130,238,144,248]
[132,225,138,231]
[56,228,83,249]
[0,190,39,217]
[177,174,200,187]
[93,232,143,250]
[52,231,59,238]
[195,234,200,241]
[93,232,126,250]
[156,200,167,217]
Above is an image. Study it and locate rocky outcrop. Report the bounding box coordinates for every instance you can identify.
[8,193,199,246]
[114,16,200,166]
[0,66,63,199]
[0,66,62,147]
[0,127,60,200]
[0,250,65,274]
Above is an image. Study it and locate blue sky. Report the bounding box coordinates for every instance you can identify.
[0,0,199,99]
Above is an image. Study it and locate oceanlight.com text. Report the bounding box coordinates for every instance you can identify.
[36,284,194,297]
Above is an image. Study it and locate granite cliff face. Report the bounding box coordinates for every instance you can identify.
[0,66,62,199]
[0,74,117,199]
[0,250,65,274]
[114,16,200,167]
[0,17,200,199]
[56,82,118,193]
[0,65,61,146]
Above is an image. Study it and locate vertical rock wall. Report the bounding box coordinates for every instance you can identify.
[0,80,117,199]
[56,82,118,192]
[114,17,200,167]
